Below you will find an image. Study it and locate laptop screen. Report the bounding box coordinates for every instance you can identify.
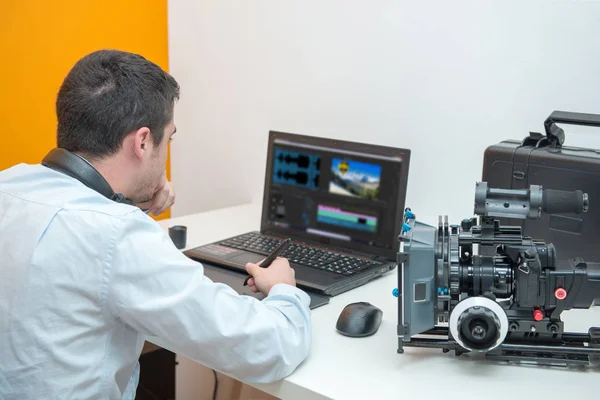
[260,131,410,260]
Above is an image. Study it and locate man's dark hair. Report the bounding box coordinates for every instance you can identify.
[56,49,180,159]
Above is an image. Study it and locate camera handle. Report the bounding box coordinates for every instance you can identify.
[543,110,600,148]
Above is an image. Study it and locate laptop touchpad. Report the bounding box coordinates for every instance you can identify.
[228,253,265,266]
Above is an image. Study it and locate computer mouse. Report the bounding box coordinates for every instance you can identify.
[335,302,383,337]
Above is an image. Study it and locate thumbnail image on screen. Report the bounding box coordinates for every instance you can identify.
[329,158,381,200]
[317,204,378,233]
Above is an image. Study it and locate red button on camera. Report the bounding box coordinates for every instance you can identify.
[533,309,543,321]
[555,288,567,300]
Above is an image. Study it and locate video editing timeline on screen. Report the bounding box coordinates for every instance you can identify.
[316,205,377,233]
[268,144,397,249]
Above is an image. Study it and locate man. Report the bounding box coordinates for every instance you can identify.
[0,49,311,399]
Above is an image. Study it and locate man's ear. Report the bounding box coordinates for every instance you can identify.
[130,127,152,160]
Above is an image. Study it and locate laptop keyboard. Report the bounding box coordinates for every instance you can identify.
[219,233,382,276]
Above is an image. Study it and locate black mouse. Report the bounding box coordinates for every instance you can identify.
[335,302,382,337]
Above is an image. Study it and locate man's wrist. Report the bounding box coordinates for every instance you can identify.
[268,283,311,307]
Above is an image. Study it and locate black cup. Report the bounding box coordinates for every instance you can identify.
[169,225,187,249]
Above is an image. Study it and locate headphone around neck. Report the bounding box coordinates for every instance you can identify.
[41,148,135,206]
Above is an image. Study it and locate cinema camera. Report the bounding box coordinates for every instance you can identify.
[396,182,600,367]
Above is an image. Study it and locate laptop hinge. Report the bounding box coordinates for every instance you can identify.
[261,229,380,259]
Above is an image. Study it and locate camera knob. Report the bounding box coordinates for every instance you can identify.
[456,306,501,351]
[461,218,473,231]
[449,296,509,353]
[525,249,536,259]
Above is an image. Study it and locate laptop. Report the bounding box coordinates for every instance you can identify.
[184,131,411,297]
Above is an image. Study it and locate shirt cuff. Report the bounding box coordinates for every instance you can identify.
[268,283,312,308]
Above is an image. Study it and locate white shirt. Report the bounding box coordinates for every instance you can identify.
[0,163,312,399]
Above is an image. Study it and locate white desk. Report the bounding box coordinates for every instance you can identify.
[155,203,599,400]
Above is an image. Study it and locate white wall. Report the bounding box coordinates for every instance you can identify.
[167,0,600,224]
[167,1,600,397]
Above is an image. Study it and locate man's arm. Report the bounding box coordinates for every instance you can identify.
[105,213,312,383]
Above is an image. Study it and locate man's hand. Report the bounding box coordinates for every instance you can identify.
[245,257,296,296]
[139,174,176,216]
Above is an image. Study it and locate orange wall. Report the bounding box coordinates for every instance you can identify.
[0,0,172,219]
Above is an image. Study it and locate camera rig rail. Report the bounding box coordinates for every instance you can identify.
[397,182,600,367]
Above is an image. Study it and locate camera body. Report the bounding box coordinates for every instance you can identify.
[397,182,600,367]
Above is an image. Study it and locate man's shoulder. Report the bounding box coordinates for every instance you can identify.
[0,163,140,218]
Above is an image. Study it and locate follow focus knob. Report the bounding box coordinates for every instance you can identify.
[449,296,509,353]
[456,306,501,352]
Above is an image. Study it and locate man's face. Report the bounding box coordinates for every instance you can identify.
[131,119,175,204]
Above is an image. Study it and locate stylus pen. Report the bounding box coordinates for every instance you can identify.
[243,238,292,286]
